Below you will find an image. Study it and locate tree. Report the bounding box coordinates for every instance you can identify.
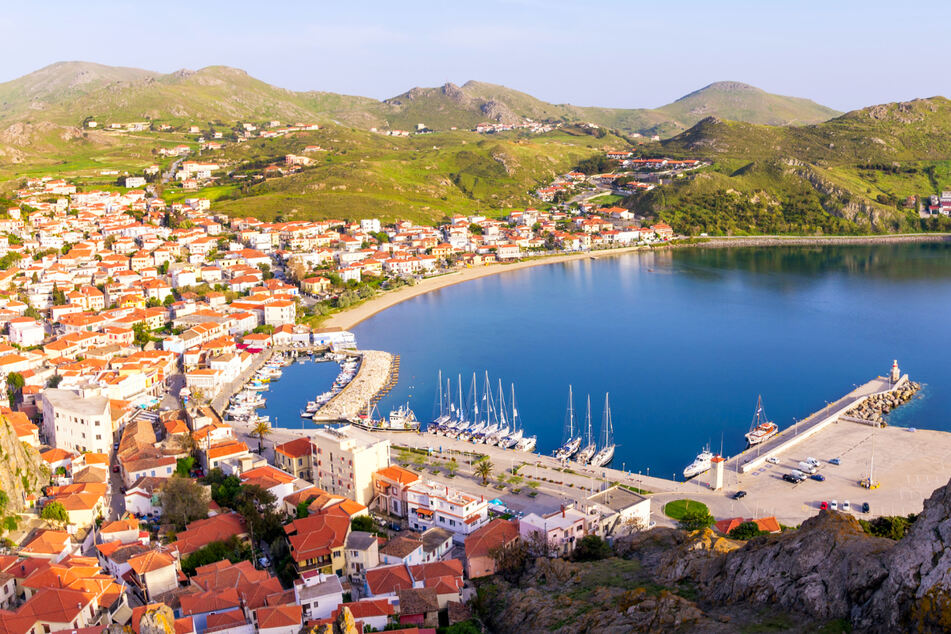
[160,475,210,530]
[180,536,252,575]
[51,288,67,305]
[446,457,458,477]
[133,322,151,347]
[175,457,195,477]
[475,459,493,486]
[0,490,8,514]
[46,375,63,388]
[235,484,281,543]
[679,508,715,532]
[351,515,376,533]
[202,469,242,508]
[295,500,310,519]
[258,263,273,280]
[176,432,197,455]
[6,372,24,408]
[490,539,531,582]
[41,501,69,527]
[572,534,612,561]
[250,420,272,454]
[729,521,767,541]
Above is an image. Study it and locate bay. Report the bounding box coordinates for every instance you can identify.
[274,244,951,479]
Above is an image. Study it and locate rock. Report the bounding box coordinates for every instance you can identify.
[687,511,892,621]
[0,414,46,512]
[855,480,951,632]
[138,604,176,634]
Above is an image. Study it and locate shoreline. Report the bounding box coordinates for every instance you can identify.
[322,232,951,331]
[321,245,647,330]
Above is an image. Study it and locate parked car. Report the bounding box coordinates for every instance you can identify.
[862,502,870,513]
[830,500,838,510]
[258,556,270,568]
[388,522,402,532]
[842,500,851,511]
[829,458,841,465]
[113,442,119,451]
[782,474,800,483]
[820,501,829,510]
[111,465,119,473]
[805,457,821,467]
[733,490,747,499]
[766,457,780,465]
[810,474,825,482]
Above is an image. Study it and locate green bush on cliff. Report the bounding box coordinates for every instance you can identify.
[572,535,613,562]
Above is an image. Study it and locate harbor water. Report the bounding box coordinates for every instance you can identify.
[271,244,951,478]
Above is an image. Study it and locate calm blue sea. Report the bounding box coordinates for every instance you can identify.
[266,244,951,478]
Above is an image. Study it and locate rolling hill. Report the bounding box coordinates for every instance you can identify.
[628,98,951,235]
[0,62,840,135]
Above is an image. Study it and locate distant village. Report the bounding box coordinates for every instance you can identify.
[0,126,701,633]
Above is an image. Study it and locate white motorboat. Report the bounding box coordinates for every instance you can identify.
[683,448,715,479]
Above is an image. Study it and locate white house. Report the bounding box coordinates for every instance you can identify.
[519,505,588,556]
[42,388,114,455]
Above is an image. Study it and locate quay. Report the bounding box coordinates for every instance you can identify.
[312,350,394,421]
[728,373,910,474]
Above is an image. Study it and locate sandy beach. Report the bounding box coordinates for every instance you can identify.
[321,233,951,331]
[321,245,648,331]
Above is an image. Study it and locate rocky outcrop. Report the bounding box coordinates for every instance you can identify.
[847,381,920,424]
[138,604,176,634]
[309,606,358,634]
[689,512,892,621]
[0,414,46,513]
[855,480,951,631]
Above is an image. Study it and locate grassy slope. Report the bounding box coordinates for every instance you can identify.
[627,98,951,235]
[210,126,623,222]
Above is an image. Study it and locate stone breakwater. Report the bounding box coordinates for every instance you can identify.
[847,381,921,424]
[313,350,393,421]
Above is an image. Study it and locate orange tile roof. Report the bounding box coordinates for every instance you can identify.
[128,549,176,575]
[375,465,419,486]
[255,604,302,629]
[465,518,519,560]
[274,437,312,459]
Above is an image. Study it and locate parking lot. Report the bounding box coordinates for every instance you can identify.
[681,421,951,526]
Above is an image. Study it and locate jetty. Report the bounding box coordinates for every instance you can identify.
[312,350,394,421]
[728,368,918,474]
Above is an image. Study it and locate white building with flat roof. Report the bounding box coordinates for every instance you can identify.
[42,388,114,454]
[405,479,489,543]
[312,425,390,506]
[519,505,588,556]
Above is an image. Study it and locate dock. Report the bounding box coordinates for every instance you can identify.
[357,354,400,417]
[727,374,911,474]
[312,350,394,421]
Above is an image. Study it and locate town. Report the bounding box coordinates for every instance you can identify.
[0,129,699,634]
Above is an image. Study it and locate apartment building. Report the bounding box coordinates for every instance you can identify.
[41,388,114,454]
[405,479,489,543]
[311,426,389,506]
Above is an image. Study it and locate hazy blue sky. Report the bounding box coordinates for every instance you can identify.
[0,1,945,111]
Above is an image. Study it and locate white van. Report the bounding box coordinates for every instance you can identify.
[790,469,807,481]
[798,461,818,475]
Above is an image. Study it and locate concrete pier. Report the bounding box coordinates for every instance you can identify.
[728,375,908,474]
[312,350,394,421]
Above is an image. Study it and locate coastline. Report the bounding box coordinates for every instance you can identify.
[321,245,647,331]
[322,232,951,331]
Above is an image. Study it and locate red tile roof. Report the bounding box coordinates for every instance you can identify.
[173,513,247,556]
[256,604,303,630]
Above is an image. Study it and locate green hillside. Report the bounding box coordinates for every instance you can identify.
[656,81,841,128]
[629,98,951,235]
[199,126,625,223]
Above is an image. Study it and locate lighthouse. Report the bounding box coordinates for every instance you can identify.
[890,360,901,384]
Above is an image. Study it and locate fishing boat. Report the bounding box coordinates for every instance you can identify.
[590,393,615,468]
[745,395,778,446]
[683,447,714,479]
[387,405,419,430]
[575,395,597,465]
[555,386,582,460]
[299,410,313,419]
[517,434,537,452]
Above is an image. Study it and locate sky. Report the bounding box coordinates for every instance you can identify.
[0,1,946,112]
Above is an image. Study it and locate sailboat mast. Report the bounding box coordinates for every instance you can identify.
[586,395,592,446]
[438,370,443,416]
[568,385,575,438]
[458,374,464,420]
[511,384,517,431]
[497,379,506,427]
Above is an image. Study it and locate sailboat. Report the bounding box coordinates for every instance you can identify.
[575,395,597,464]
[555,386,582,460]
[429,370,451,432]
[501,384,524,449]
[590,393,615,467]
[745,395,779,446]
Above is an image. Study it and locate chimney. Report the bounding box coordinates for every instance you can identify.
[561,505,565,518]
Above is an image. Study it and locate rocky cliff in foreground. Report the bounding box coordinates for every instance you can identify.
[479,475,951,633]
[0,414,45,513]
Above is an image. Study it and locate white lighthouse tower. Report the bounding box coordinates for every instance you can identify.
[890,360,901,384]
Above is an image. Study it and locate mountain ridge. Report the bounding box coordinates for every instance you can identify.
[0,61,841,135]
